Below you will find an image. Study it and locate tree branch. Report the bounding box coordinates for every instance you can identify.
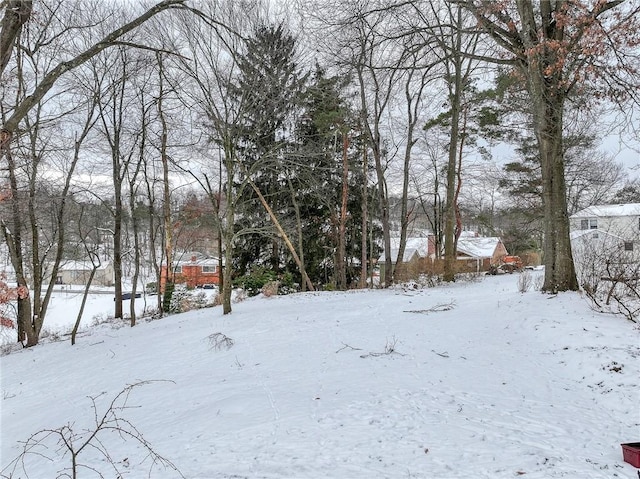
[1,0,186,138]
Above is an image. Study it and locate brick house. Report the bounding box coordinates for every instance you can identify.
[160,252,222,291]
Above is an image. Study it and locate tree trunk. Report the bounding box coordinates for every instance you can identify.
[113,155,124,319]
[0,0,32,77]
[360,146,368,288]
[337,132,349,290]
[443,96,461,282]
[249,180,315,292]
[442,8,465,283]
[287,177,308,292]
[159,54,174,313]
[222,171,235,314]
[531,85,578,292]
[71,264,98,345]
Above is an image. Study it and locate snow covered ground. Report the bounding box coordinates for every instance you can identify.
[1,273,639,478]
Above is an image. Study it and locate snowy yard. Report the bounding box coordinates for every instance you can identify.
[1,273,638,478]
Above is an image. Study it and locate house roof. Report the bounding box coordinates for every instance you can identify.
[571,203,640,218]
[379,234,504,262]
[378,236,430,262]
[456,236,503,259]
[58,261,109,271]
[175,254,222,266]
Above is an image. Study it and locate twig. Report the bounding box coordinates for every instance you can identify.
[404,301,456,314]
[335,343,363,353]
[360,336,405,358]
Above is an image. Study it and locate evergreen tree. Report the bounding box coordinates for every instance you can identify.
[230,23,307,275]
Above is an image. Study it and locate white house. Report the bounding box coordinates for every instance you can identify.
[55,261,115,287]
[570,203,640,250]
[570,204,640,288]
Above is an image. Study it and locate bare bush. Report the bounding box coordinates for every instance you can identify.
[208,332,234,351]
[517,271,533,293]
[212,293,223,307]
[0,381,183,479]
[232,289,247,303]
[261,281,279,297]
[573,231,639,322]
[534,274,544,291]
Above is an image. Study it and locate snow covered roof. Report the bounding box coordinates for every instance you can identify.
[456,236,502,259]
[58,261,109,271]
[379,236,430,262]
[570,203,640,218]
[175,254,222,266]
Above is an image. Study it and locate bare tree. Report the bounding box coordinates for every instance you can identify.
[1,3,103,345]
[410,1,482,282]
[169,1,265,313]
[1,0,189,346]
[453,0,640,292]
[1,0,186,150]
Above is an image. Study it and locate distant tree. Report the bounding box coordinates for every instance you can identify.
[611,180,640,204]
[291,65,363,289]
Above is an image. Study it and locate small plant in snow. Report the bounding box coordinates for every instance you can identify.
[534,274,544,291]
[0,380,183,479]
[168,288,189,314]
[90,313,114,327]
[208,332,234,351]
[360,336,405,358]
[517,271,533,292]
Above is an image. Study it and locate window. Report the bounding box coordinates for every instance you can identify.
[580,219,589,230]
[173,265,182,274]
[624,242,634,252]
[202,265,217,273]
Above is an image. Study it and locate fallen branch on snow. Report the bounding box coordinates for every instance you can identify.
[403,301,456,314]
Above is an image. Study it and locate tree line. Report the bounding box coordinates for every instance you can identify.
[1,0,639,346]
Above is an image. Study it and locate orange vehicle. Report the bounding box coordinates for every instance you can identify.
[501,255,523,272]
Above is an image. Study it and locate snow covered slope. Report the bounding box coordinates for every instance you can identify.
[1,274,638,478]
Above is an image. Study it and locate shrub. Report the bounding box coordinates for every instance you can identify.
[517,271,532,292]
[234,268,298,297]
[233,267,275,297]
